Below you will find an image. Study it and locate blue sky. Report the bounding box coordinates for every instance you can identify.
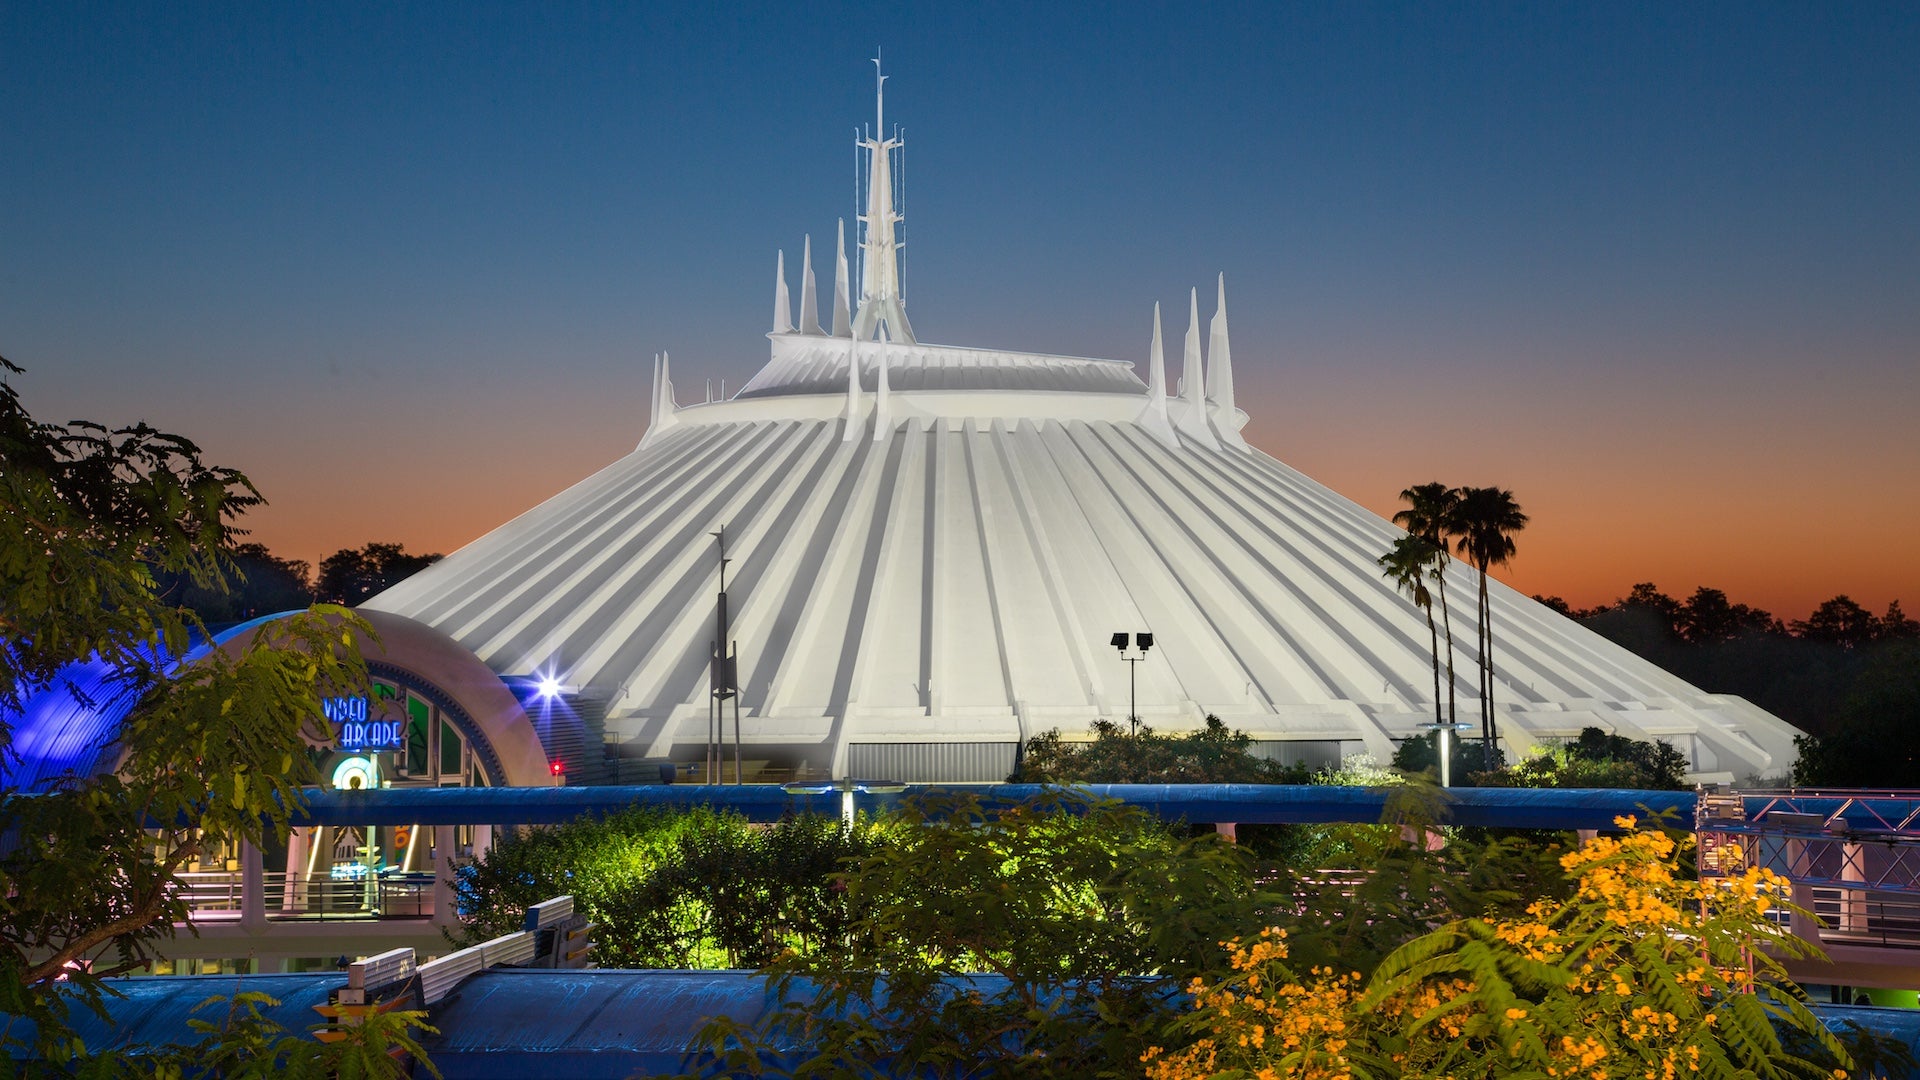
[4,3,1917,614]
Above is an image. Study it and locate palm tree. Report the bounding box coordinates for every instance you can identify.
[1392,483,1461,730]
[1378,534,1444,731]
[1451,486,1528,762]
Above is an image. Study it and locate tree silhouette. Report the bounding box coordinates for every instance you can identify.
[1378,534,1444,729]
[1451,486,1528,759]
[1792,595,1881,649]
[1392,483,1463,731]
[315,542,442,605]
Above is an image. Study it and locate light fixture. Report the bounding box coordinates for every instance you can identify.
[536,674,563,699]
[331,755,375,792]
[1419,721,1474,788]
[783,778,909,825]
[1111,630,1155,734]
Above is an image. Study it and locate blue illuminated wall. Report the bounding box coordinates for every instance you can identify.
[0,613,288,792]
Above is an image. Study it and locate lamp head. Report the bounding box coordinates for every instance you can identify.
[1110,632,1129,651]
[1136,632,1154,652]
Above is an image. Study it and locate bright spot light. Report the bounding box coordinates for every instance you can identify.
[536,675,562,699]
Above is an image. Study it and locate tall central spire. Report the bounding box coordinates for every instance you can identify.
[851,54,915,344]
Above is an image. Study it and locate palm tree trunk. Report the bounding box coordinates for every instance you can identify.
[1426,609,1442,727]
[1478,564,1493,763]
[1483,572,1499,762]
[1436,571,1458,727]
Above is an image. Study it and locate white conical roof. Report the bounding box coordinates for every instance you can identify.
[367,323,1798,783]
[364,75,1801,785]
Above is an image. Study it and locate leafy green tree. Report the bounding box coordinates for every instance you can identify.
[154,542,316,624]
[1472,727,1690,790]
[685,790,1270,1079]
[454,806,883,969]
[1150,817,1846,1080]
[314,542,442,605]
[1392,483,1464,732]
[0,358,395,1066]
[1450,486,1528,763]
[1012,716,1309,784]
[132,990,439,1079]
[1389,728,1482,783]
[1266,810,1574,978]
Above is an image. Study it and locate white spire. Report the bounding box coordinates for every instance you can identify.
[1174,287,1220,449]
[773,250,793,334]
[842,336,863,441]
[851,55,915,344]
[798,235,822,335]
[1135,301,1179,449]
[871,325,893,440]
[639,351,680,449]
[1207,273,1246,448]
[832,217,852,338]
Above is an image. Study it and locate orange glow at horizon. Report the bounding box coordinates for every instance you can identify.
[195,358,1919,627]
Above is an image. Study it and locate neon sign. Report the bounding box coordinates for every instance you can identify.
[324,697,405,753]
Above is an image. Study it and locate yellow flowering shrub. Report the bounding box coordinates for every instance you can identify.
[1148,817,1849,1080]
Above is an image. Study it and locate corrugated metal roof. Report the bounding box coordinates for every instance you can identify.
[20,971,1920,1079]
[18,973,347,1056]
[0,614,286,793]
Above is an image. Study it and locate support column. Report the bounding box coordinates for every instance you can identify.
[1786,838,1820,946]
[1841,841,1867,935]
[432,826,460,928]
[240,841,266,930]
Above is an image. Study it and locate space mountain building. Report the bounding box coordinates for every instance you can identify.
[364,72,1801,786]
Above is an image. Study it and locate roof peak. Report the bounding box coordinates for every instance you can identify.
[851,54,914,344]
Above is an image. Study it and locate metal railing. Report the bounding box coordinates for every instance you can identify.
[176,870,436,920]
[1808,887,1920,948]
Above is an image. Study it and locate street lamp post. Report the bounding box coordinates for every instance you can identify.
[1420,721,1475,788]
[783,778,909,826]
[1109,632,1154,734]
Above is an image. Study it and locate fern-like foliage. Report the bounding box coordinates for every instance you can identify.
[1148,816,1856,1080]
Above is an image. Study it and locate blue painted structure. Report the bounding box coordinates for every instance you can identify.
[19,970,1918,1078]
[283,782,1693,830]
[0,614,283,792]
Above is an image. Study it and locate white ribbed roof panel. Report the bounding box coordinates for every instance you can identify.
[736,334,1147,399]
[367,388,1802,783]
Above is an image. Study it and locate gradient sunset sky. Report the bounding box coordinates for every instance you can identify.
[4,3,1916,621]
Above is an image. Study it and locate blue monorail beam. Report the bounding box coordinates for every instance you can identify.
[283,783,1695,831]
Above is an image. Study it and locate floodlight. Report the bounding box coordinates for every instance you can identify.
[536,675,563,699]
[1110,632,1129,650]
[1136,632,1154,652]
